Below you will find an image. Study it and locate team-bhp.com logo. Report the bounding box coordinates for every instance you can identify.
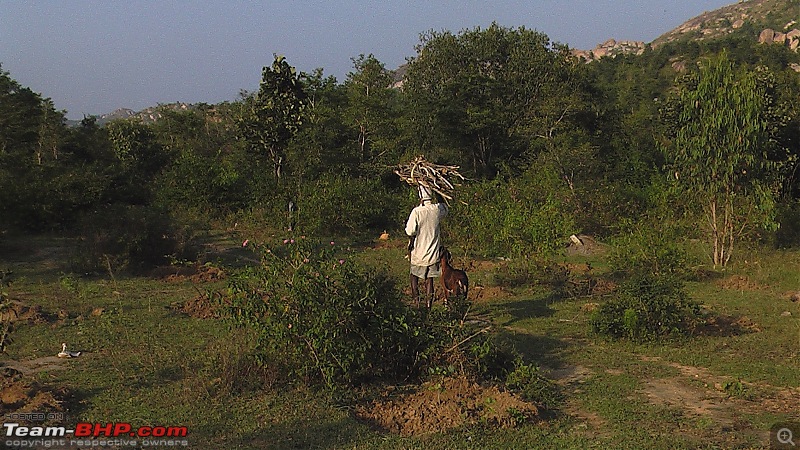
[4,422,189,448]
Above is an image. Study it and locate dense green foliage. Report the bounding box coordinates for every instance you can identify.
[224,237,521,388]
[2,24,800,266]
[590,274,701,341]
[225,238,415,387]
[663,51,789,266]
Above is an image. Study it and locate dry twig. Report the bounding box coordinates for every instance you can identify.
[394,156,466,204]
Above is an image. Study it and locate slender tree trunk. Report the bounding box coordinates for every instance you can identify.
[723,191,735,267]
[709,198,721,267]
[359,123,367,162]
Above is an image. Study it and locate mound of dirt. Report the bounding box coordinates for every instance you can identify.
[716,274,764,291]
[171,295,223,319]
[150,264,225,283]
[0,300,54,325]
[781,291,800,302]
[355,376,538,435]
[694,314,761,336]
[472,285,513,303]
[0,368,69,421]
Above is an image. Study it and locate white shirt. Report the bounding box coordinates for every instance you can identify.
[405,201,448,267]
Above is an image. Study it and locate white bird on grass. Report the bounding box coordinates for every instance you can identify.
[57,342,81,358]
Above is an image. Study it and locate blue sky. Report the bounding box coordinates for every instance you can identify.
[1,0,734,120]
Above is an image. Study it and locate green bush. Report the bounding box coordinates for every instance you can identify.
[225,237,420,387]
[590,274,700,342]
[73,204,198,272]
[607,219,690,277]
[445,177,575,258]
[505,359,561,410]
[224,237,522,389]
[296,174,401,235]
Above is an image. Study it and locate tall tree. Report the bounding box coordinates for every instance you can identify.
[239,55,308,181]
[0,65,74,229]
[105,118,166,205]
[663,51,787,266]
[288,68,349,177]
[404,23,589,177]
[343,54,398,164]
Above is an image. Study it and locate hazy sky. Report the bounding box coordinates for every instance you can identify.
[2,0,735,120]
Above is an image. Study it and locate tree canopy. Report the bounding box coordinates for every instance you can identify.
[1,27,800,268]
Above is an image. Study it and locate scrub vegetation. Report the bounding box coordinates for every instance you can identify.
[2,15,800,449]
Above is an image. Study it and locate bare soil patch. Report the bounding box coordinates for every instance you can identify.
[0,300,55,325]
[150,264,225,283]
[544,364,608,433]
[355,376,538,435]
[472,285,514,303]
[693,314,761,336]
[716,274,765,291]
[643,377,732,423]
[0,368,69,420]
[2,356,68,376]
[171,294,223,319]
[638,357,797,431]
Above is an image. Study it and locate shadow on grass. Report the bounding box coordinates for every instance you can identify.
[495,331,570,368]
[203,245,260,268]
[0,236,77,283]
[62,386,104,421]
[233,415,370,450]
[495,293,563,326]
[692,313,763,337]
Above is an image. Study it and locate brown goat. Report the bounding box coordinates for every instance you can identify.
[439,247,468,302]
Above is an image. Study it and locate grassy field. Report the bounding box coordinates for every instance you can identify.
[1,231,799,449]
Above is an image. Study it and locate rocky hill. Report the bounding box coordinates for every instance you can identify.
[97,103,193,126]
[574,0,800,62]
[652,0,798,46]
[89,1,799,121]
[67,102,195,127]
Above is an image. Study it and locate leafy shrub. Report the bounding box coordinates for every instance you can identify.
[224,237,523,389]
[445,178,575,258]
[607,219,690,277]
[225,237,421,387]
[591,274,701,342]
[296,174,402,235]
[73,204,198,272]
[504,359,561,410]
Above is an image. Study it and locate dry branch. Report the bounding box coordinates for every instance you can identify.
[394,156,466,204]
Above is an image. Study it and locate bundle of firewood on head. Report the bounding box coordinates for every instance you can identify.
[394,155,466,205]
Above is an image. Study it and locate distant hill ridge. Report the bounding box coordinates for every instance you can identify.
[573,0,800,61]
[90,0,800,122]
[98,103,192,125]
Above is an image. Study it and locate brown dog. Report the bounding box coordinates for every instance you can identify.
[439,247,468,302]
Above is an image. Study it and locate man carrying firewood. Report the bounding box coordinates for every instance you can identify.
[405,185,448,308]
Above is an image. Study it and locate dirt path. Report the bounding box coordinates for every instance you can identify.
[1,356,70,376]
[638,356,799,435]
